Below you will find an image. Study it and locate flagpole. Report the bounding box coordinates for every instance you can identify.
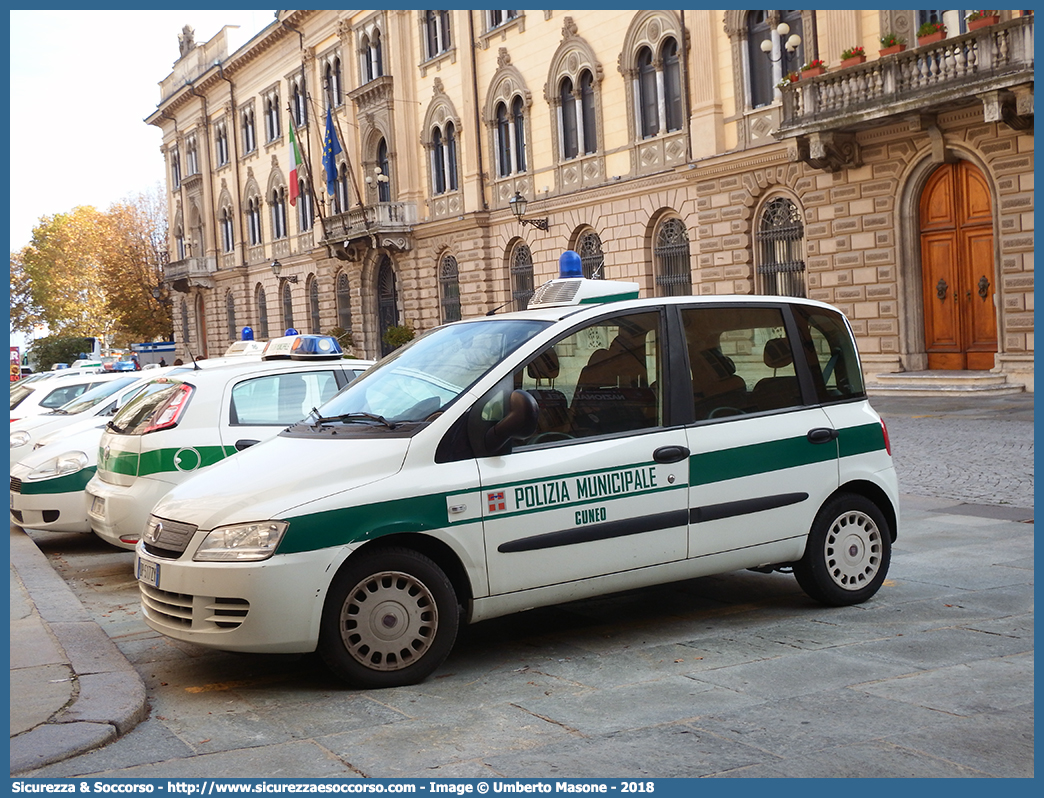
[317,76,364,209]
[286,104,328,244]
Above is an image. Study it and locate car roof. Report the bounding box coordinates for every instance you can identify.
[146,356,373,385]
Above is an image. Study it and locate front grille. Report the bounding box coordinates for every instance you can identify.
[140,583,250,631]
[143,516,198,557]
[11,477,22,494]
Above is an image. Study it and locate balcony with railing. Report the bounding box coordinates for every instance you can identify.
[777,16,1033,170]
[164,255,217,292]
[321,201,418,258]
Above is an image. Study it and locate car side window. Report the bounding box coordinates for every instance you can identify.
[792,305,866,403]
[681,305,801,420]
[41,384,90,409]
[230,371,341,425]
[515,311,662,444]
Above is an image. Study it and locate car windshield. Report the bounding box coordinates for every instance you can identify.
[311,319,549,425]
[53,376,140,414]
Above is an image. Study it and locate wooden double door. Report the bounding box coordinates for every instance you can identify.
[920,161,997,370]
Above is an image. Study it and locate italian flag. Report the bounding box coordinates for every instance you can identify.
[288,121,302,206]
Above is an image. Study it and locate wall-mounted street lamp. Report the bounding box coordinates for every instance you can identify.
[271,259,298,283]
[508,191,550,231]
[760,22,802,66]
[151,285,172,305]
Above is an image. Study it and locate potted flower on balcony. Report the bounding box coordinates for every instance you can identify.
[966,10,1000,30]
[879,33,907,55]
[800,58,826,78]
[917,20,947,45]
[840,45,866,67]
[776,71,799,90]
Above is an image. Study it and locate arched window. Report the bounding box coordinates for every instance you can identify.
[560,76,578,160]
[334,163,350,213]
[578,230,604,279]
[226,291,236,341]
[512,96,527,173]
[325,57,342,109]
[170,148,181,188]
[424,10,451,59]
[265,93,281,142]
[220,207,235,253]
[247,197,263,245]
[377,257,400,357]
[510,242,535,310]
[282,281,294,333]
[292,78,307,127]
[174,224,186,260]
[662,38,683,132]
[756,197,806,297]
[256,285,269,339]
[439,255,461,323]
[271,186,288,240]
[495,102,511,177]
[215,123,229,166]
[653,217,692,297]
[180,300,190,349]
[375,138,391,203]
[432,127,446,194]
[309,277,321,333]
[747,10,803,109]
[336,273,353,332]
[579,70,596,155]
[297,179,313,232]
[362,30,384,83]
[242,107,256,153]
[637,46,658,138]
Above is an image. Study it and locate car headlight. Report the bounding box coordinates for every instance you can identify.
[193,521,289,562]
[11,431,31,448]
[27,451,89,480]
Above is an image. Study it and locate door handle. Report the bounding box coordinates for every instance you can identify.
[806,428,839,445]
[235,439,261,451]
[653,445,690,463]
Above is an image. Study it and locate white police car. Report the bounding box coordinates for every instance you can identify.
[10,370,131,423]
[136,253,899,689]
[86,335,371,550]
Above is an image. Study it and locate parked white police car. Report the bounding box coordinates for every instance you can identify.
[135,252,899,688]
[86,335,371,549]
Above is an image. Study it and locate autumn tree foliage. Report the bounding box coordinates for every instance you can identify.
[10,188,173,348]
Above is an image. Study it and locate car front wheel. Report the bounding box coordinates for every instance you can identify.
[794,493,891,606]
[319,547,459,688]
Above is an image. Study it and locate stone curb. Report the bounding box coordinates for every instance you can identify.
[9,527,148,775]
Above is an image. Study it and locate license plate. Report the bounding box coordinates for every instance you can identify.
[90,495,105,516]
[136,555,160,588]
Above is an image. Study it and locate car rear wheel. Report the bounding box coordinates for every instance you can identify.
[319,547,458,688]
[794,493,891,606]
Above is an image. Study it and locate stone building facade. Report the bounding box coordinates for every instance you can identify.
[148,10,1034,389]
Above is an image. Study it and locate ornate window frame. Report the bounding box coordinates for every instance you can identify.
[478,10,524,49]
[239,101,257,155]
[438,253,462,323]
[419,10,456,75]
[651,214,692,297]
[308,275,322,333]
[225,289,237,342]
[618,11,688,175]
[423,80,463,218]
[485,48,534,208]
[320,48,344,109]
[508,239,535,311]
[546,17,605,193]
[754,194,807,298]
[255,283,270,340]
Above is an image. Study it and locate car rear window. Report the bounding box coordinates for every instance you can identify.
[107,381,185,435]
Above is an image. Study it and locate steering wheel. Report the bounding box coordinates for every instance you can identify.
[531,431,575,444]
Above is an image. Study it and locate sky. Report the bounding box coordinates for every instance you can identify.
[8,10,275,352]
[9,9,275,253]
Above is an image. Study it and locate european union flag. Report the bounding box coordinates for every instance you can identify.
[322,107,342,196]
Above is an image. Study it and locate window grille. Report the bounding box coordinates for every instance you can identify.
[510,243,534,310]
[578,231,604,279]
[756,197,806,297]
[654,218,692,296]
[439,256,461,323]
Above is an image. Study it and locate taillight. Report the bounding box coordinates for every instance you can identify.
[880,419,892,455]
[143,384,193,434]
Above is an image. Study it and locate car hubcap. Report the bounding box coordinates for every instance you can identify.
[340,570,437,671]
[824,510,882,590]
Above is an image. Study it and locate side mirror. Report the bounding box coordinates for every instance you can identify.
[468,382,538,457]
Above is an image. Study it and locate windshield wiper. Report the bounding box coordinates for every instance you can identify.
[311,410,399,429]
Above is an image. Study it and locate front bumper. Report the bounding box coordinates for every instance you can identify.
[86,475,176,550]
[135,540,346,653]
[10,469,94,534]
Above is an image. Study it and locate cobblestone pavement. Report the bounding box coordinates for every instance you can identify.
[872,393,1034,510]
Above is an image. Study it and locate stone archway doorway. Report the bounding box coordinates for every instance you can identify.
[377,255,400,357]
[919,160,997,370]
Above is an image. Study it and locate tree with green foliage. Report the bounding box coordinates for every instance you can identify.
[10,187,172,349]
[26,335,93,372]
